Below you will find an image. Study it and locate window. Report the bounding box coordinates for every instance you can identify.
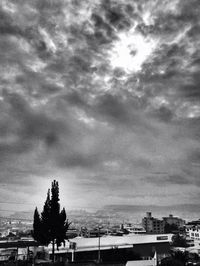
[157,236,168,240]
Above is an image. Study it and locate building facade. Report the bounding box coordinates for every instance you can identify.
[121,223,146,234]
[48,233,173,263]
[142,213,164,234]
[186,225,200,242]
[162,214,185,228]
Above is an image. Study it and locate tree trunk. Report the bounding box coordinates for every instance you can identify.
[52,239,55,263]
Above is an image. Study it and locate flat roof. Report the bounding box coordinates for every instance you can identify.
[48,234,173,253]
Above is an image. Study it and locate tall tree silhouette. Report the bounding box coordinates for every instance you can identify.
[32,180,70,262]
[41,189,51,245]
[32,208,43,243]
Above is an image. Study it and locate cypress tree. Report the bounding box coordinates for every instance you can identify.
[32,208,42,243]
[32,180,70,262]
[41,189,51,245]
[50,180,61,261]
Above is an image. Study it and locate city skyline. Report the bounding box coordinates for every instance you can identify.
[0,0,200,216]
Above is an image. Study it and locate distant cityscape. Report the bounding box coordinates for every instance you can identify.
[0,208,198,238]
[0,211,191,239]
[0,210,200,265]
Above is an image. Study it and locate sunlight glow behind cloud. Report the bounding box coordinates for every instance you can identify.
[109,28,158,73]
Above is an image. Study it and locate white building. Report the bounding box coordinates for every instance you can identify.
[48,233,173,263]
[121,223,146,234]
[186,226,200,242]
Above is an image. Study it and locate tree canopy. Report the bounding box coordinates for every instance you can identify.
[164,223,179,233]
[172,234,188,248]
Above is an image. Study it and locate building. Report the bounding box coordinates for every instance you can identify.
[162,214,185,228]
[48,233,173,263]
[186,225,200,242]
[142,213,164,234]
[121,223,146,234]
[185,220,200,241]
[0,239,38,262]
[185,220,200,247]
[187,220,200,226]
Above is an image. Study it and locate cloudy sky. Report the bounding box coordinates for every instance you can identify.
[0,0,200,216]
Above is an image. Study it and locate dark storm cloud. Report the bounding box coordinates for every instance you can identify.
[91,0,133,35]
[59,153,102,169]
[0,10,23,36]
[62,90,156,135]
[147,106,174,122]
[0,0,200,210]
[176,118,200,140]
[145,173,190,186]
[95,94,131,124]
[136,0,200,37]
[0,91,67,158]
[180,72,200,100]
[186,150,200,169]
[133,0,200,114]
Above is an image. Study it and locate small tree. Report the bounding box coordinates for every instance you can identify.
[32,208,43,243]
[40,189,51,246]
[172,234,188,248]
[164,223,178,233]
[32,180,70,262]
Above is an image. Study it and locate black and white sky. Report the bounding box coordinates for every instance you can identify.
[0,0,200,215]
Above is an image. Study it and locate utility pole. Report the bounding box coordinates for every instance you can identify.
[72,249,74,262]
[98,226,101,263]
[70,242,76,262]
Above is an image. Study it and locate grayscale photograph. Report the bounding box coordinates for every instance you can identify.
[0,0,199,265]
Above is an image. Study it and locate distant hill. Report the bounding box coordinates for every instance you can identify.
[9,211,33,220]
[6,204,200,224]
[104,204,200,221]
[105,203,200,213]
